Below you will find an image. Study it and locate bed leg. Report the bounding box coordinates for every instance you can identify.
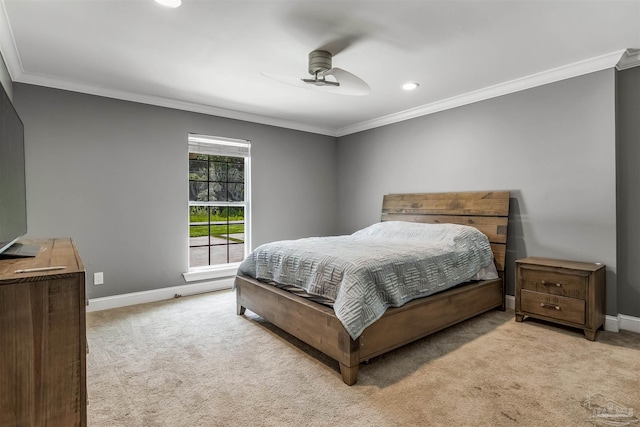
[237,304,246,315]
[339,363,359,386]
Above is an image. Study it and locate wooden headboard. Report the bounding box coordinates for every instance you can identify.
[381,191,510,272]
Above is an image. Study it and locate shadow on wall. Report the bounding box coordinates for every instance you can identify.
[505,193,526,296]
[505,191,617,315]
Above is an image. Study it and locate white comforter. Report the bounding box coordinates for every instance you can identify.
[237,221,498,339]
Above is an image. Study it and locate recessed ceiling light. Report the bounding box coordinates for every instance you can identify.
[402,82,420,91]
[155,0,181,8]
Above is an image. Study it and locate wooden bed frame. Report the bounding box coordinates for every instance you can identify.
[235,191,510,385]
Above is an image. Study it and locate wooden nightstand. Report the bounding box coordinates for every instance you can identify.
[515,257,606,341]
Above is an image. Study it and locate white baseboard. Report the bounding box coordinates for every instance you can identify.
[600,314,640,333]
[505,294,515,310]
[505,295,640,333]
[618,314,640,334]
[87,278,234,312]
[605,316,619,333]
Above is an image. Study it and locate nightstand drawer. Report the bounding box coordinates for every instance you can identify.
[520,289,585,325]
[520,268,587,299]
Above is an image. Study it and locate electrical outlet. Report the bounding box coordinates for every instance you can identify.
[94,272,104,285]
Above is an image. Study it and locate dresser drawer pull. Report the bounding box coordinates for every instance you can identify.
[540,302,561,310]
[540,280,562,287]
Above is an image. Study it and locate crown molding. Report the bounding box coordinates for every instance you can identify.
[14,72,338,137]
[616,48,640,71]
[9,48,626,139]
[0,0,23,80]
[336,49,627,137]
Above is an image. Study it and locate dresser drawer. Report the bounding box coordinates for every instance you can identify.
[520,289,585,325]
[520,268,587,299]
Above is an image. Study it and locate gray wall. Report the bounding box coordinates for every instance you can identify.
[9,68,632,318]
[616,65,640,318]
[13,83,338,299]
[336,70,618,315]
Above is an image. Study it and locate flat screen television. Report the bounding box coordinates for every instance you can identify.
[0,82,28,256]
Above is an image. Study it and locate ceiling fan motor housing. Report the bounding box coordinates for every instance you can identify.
[308,50,332,75]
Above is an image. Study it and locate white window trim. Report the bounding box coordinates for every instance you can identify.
[182,262,240,282]
[186,134,251,277]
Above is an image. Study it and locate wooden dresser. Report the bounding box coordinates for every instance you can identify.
[0,238,87,427]
[515,257,606,341]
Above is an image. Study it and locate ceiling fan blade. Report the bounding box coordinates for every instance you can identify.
[317,34,363,56]
[261,72,336,91]
[320,68,370,96]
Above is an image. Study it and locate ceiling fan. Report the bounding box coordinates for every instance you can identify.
[263,49,371,96]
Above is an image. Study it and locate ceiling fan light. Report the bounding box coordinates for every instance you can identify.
[402,82,420,91]
[154,0,181,8]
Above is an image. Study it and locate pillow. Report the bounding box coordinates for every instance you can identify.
[352,221,477,241]
[353,221,499,279]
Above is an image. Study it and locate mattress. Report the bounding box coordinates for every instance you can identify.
[237,221,498,339]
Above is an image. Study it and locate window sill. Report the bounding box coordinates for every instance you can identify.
[183,263,240,282]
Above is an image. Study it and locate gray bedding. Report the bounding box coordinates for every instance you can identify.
[237,221,498,339]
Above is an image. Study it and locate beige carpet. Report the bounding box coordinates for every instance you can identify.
[86,289,640,426]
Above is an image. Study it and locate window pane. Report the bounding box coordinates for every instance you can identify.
[229,207,244,245]
[209,245,229,265]
[229,206,244,222]
[209,182,227,201]
[189,204,211,269]
[189,182,208,202]
[189,246,209,268]
[189,159,208,181]
[228,162,244,183]
[209,161,228,182]
[211,206,227,222]
[228,183,244,202]
[189,206,209,238]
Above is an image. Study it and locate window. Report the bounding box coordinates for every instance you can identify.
[188,134,250,270]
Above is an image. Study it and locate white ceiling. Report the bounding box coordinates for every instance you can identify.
[1,0,639,136]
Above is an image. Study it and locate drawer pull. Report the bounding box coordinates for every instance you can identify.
[540,302,560,310]
[540,280,562,287]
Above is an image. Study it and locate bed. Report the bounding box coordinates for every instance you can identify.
[235,191,510,385]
